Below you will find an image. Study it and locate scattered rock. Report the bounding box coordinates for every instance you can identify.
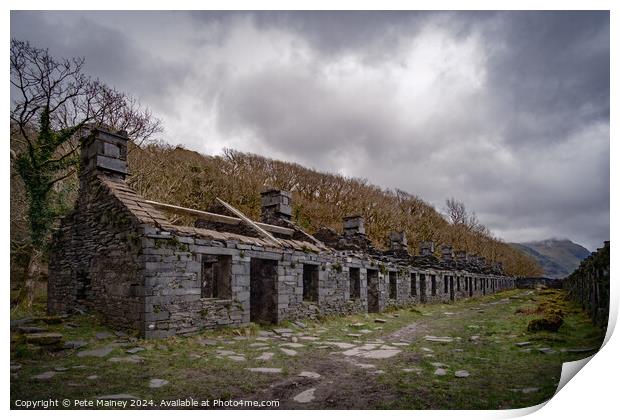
[114,331,128,338]
[431,362,448,368]
[87,375,99,380]
[126,347,146,354]
[402,368,421,373]
[292,321,306,329]
[96,394,141,400]
[359,349,401,359]
[198,339,218,346]
[11,365,22,372]
[511,387,540,394]
[347,334,362,338]
[391,342,410,347]
[25,332,63,346]
[281,342,305,349]
[256,352,274,361]
[424,336,454,343]
[273,328,294,335]
[349,322,366,328]
[421,347,434,353]
[95,332,114,340]
[538,347,555,355]
[216,350,237,356]
[374,319,387,324]
[33,371,57,380]
[246,367,283,373]
[515,342,531,347]
[298,371,321,379]
[227,355,246,362]
[293,388,316,403]
[564,347,598,353]
[54,367,69,372]
[299,336,320,341]
[323,342,355,349]
[281,348,298,356]
[108,355,144,364]
[18,326,48,334]
[470,336,480,341]
[455,370,470,378]
[149,378,169,388]
[77,347,114,358]
[434,368,447,376]
[64,340,88,349]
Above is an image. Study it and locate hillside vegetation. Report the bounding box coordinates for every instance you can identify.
[124,143,542,277]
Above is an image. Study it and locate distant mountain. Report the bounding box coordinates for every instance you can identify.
[510,239,591,278]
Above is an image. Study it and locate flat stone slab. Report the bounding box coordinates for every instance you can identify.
[54,367,69,372]
[563,347,598,353]
[515,342,531,347]
[359,349,401,359]
[216,350,237,356]
[18,326,48,334]
[108,355,144,364]
[349,323,366,327]
[281,348,298,356]
[33,371,57,380]
[392,342,410,347]
[538,347,555,355]
[198,339,218,346]
[95,332,114,340]
[64,340,88,349]
[511,387,540,394]
[431,362,448,368]
[298,371,321,379]
[280,343,305,348]
[273,328,294,334]
[293,388,316,403]
[96,394,141,400]
[434,368,447,376]
[25,332,63,346]
[149,378,169,388]
[126,347,146,354]
[228,355,246,362]
[255,352,274,361]
[424,336,454,343]
[299,336,320,341]
[77,347,114,358]
[374,319,387,324]
[87,375,99,380]
[324,342,356,349]
[246,367,283,374]
[454,370,470,378]
[402,368,421,373]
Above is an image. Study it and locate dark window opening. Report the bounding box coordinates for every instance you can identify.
[444,275,449,294]
[389,271,397,299]
[303,264,319,302]
[419,273,427,302]
[367,269,380,312]
[201,255,232,299]
[349,267,361,299]
[431,275,437,296]
[410,273,417,296]
[457,277,461,292]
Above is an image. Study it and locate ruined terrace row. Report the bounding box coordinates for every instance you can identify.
[48,127,515,338]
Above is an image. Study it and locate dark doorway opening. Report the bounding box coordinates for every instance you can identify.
[449,276,455,301]
[389,271,397,299]
[303,264,319,302]
[367,269,380,312]
[349,267,360,300]
[250,258,278,324]
[419,273,427,303]
[469,277,473,297]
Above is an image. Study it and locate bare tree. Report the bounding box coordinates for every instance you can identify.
[10,39,162,306]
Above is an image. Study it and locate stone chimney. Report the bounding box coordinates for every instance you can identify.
[260,189,292,223]
[419,241,435,256]
[80,126,129,181]
[441,245,454,262]
[389,231,408,252]
[343,216,365,236]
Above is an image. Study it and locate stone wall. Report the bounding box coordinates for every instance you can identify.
[563,241,610,329]
[48,127,517,339]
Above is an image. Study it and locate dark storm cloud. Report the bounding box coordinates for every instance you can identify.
[10,11,609,250]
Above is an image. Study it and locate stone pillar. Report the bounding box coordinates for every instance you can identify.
[419,241,435,256]
[79,126,129,181]
[441,245,454,263]
[455,250,467,263]
[389,231,408,252]
[343,216,365,236]
[260,189,292,223]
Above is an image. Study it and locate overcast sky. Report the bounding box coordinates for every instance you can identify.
[10,11,609,251]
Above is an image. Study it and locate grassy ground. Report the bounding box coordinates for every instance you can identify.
[10,287,604,410]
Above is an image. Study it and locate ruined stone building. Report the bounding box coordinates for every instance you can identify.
[48,127,515,338]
